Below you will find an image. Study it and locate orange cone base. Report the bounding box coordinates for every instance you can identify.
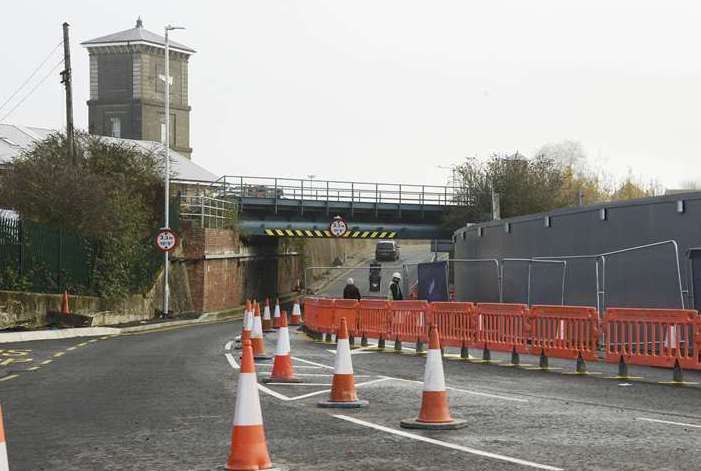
[400,417,467,430]
[262,320,274,332]
[317,374,368,408]
[225,425,277,471]
[318,398,368,408]
[289,315,302,326]
[400,391,467,429]
[263,356,300,383]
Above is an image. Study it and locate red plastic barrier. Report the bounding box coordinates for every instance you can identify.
[356,299,391,339]
[429,302,475,348]
[474,303,529,353]
[604,307,701,370]
[302,297,321,332]
[388,300,430,343]
[312,298,336,334]
[529,305,599,361]
[333,299,360,335]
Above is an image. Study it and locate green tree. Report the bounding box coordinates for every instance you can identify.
[0,132,166,299]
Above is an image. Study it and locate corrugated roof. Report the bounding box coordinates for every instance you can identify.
[81,19,195,54]
[0,123,217,182]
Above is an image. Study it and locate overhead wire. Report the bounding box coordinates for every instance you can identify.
[0,40,64,115]
[0,58,65,123]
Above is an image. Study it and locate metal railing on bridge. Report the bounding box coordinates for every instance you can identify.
[207,175,464,207]
[179,194,237,229]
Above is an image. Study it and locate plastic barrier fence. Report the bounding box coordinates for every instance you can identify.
[474,303,529,354]
[356,299,391,340]
[302,298,701,370]
[529,305,600,361]
[429,302,475,348]
[333,299,360,336]
[388,300,430,343]
[604,307,701,370]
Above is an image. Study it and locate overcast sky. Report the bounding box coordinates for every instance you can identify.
[2,1,700,188]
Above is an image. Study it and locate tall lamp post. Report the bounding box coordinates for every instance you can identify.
[162,24,185,318]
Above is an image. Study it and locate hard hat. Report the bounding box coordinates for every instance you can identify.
[347,278,354,285]
[392,272,401,280]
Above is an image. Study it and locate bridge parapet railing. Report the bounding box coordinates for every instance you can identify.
[179,193,237,229]
[210,175,465,207]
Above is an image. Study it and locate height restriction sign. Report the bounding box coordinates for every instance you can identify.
[329,216,348,237]
[155,228,178,252]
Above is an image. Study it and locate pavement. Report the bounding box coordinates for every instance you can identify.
[2,314,700,470]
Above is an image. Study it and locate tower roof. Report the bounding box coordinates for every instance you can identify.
[81,18,195,54]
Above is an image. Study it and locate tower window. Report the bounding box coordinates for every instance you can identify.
[110,117,121,138]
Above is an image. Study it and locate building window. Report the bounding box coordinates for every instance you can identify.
[110,117,121,138]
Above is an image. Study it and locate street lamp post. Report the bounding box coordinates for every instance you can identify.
[163,24,185,318]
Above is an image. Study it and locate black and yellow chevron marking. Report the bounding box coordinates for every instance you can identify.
[263,229,397,239]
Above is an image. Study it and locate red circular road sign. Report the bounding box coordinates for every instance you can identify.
[155,228,178,252]
[329,216,348,237]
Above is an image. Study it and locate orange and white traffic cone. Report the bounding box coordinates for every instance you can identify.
[251,303,272,361]
[289,300,302,326]
[262,311,301,384]
[0,403,8,471]
[61,290,70,315]
[225,340,277,471]
[318,317,368,408]
[400,325,467,430]
[273,299,281,329]
[262,299,274,333]
[237,300,253,350]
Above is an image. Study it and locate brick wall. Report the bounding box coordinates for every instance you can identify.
[180,222,301,314]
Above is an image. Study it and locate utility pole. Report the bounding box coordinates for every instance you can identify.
[61,22,75,165]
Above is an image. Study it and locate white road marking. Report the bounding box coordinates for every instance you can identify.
[390,377,528,403]
[256,382,291,401]
[225,353,239,369]
[286,377,392,401]
[333,415,563,471]
[255,364,324,370]
[637,417,701,429]
[224,340,234,351]
[291,356,335,369]
[266,382,332,386]
[326,349,373,355]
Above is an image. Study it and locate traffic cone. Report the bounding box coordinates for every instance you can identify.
[273,299,281,329]
[238,300,253,349]
[262,311,301,383]
[400,325,467,430]
[289,300,302,326]
[262,299,274,333]
[0,403,8,471]
[225,340,276,471]
[251,303,272,361]
[61,290,70,315]
[318,317,368,408]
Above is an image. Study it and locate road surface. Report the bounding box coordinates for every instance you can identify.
[1,319,700,470]
[313,243,438,299]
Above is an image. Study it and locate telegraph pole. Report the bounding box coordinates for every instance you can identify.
[61,22,75,165]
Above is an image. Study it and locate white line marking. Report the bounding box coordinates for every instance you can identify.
[255,364,324,370]
[333,415,563,471]
[637,417,701,429]
[225,353,239,369]
[266,382,332,386]
[225,340,233,351]
[286,377,392,401]
[256,382,291,401]
[326,349,374,355]
[390,377,528,403]
[291,356,335,369]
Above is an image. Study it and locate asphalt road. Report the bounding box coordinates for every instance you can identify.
[2,319,700,470]
[315,243,437,299]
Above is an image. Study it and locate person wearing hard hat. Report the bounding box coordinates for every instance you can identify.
[343,278,361,300]
[388,272,403,300]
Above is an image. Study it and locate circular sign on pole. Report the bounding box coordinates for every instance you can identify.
[155,228,178,252]
[329,216,348,238]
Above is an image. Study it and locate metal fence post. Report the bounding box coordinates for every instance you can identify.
[200,195,205,228]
